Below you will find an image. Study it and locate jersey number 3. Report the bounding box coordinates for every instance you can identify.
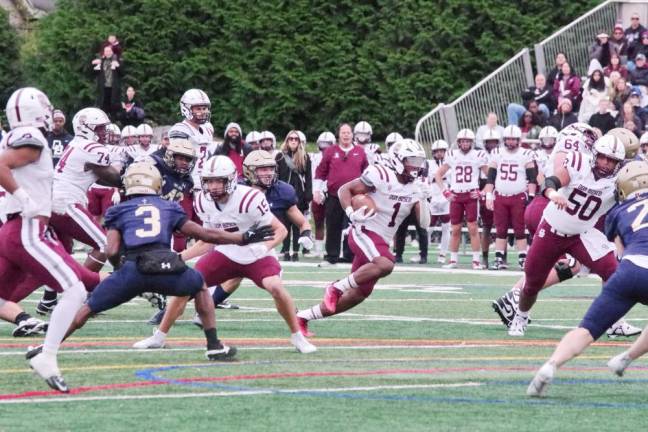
[135,205,162,238]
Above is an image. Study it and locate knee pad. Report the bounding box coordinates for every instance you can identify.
[554,260,575,282]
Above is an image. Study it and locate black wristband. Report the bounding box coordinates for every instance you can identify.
[544,175,561,191]
[526,167,538,184]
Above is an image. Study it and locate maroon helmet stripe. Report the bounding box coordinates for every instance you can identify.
[14,88,25,122]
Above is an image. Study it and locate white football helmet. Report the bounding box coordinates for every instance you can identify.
[136,123,154,147]
[317,131,336,151]
[592,135,625,178]
[73,107,110,143]
[385,132,403,148]
[354,121,372,145]
[296,130,306,145]
[259,130,276,151]
[180,89,211,124]
[5,87,54,131]
[503,125,522,151]
[201,155,237,200]
[431,140,449,151]
[121,125,137,141]
[106,123,121,145]
[561,122,600,152]
[456,128,475,153]
[482,128,501,152]
[539,126,558,149]
[391,138,426,181]
[245,131,261,149]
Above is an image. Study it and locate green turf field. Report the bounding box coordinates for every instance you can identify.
[1,252,647,432]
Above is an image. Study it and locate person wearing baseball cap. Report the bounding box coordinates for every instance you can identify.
[630,52,648,88]
[548,98,577,131]
[47,109,73,167]
[590,31,612,67]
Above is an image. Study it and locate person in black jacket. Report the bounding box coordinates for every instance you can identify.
[548,99,578,131]
[118,86,145,126]
[507,74,555,125]
[276,130,313,260]
[47,110,73,167]
[546,52,567,88]
[589,99,617,135]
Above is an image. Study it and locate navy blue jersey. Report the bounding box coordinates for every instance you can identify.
[104,195,188,250]
[150,154,194,203]
[605,193,648,255]
[266,180,298,218]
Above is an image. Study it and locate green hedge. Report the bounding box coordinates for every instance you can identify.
[20,0,601,138]
[0,8,22,122]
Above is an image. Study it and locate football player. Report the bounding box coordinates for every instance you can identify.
[527,160,648,396]
[125,123,159,163]
[27,162,274,371]
[297,139,430,336]
[427,139,451,264]
[133,155,317,353]
[86,123,124,222]
[0,87,96,392]
[482,125,537,270]
[36,107,123,315]
[121,125,138,146]
[259,130,278,157]
[479,129,502,268]
[310,131,335,257]
[168,89,216,187]
[434,128,489,269]
[508,135,625,336]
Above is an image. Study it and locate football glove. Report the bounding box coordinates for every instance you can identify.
[298,229,314,250]
[242,223,275,245]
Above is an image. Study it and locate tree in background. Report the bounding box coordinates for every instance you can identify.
[0,8,22,116]
[20,0,601,138]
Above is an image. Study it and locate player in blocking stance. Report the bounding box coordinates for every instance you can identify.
[133,155,317,353]
[298,139,430,336]
[26,162,272,369]
[527,161,648,396]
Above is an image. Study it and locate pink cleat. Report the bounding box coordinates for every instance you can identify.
[323,284,343,313]
[298,317,315,337]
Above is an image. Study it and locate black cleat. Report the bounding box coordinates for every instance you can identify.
[45,375,70,393]
[13,318,48,337]
[148,308,166,325]
[206,344,237,361]
[36,299,57,316]
[216,300,239,310]
[26,345,43,360]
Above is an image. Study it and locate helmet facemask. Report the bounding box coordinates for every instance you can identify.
[457,139,473,153]
[190,105,211,124]
[203,176,234,201]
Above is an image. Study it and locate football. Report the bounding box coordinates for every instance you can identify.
[351,194,377,214]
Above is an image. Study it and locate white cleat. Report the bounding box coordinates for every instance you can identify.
[472,261,484,270]
[508,313,529,337]
[291,332,317,354]
[29,352,69,393]
[607,319,642,338]
[132,330,167,349]
[437,254,446,264]
[13,317,48,337]
[608,351,633,377]
[442,261,457,269]
[527,362,555,397]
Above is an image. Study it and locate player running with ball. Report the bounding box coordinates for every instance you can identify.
[298,139,430,336]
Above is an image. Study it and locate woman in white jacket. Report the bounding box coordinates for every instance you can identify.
[578,59,612,123]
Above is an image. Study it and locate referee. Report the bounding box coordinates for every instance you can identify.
[313,123,368,266]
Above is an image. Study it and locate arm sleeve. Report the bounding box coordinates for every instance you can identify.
[103,206,121,230]
[604,205,620,242]
[359,166,381,189]
[315,147,331,180]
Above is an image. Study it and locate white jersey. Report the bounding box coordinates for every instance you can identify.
[533,149,552,176]
[542,152,616,235]
[489,147,534,195]
[169,120,216,186]
[125,144,159,162]
[444,148,488,192]
[358,164,420,243]
[194,185,274,265]
[91,145,128,191]
[52,137,111,212]
[552,130,593,157]
[2,126,54,218]
[427,158,449,215]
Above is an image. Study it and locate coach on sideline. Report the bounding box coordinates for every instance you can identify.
[313,123,368,266]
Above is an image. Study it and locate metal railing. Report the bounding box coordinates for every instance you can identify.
[534,1,620,77]
[415,49,533,149]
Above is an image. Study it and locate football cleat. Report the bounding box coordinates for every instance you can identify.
[29,352,69,393]
[508,313,529,336]
[607,319,642,338]
[291,332,317,354]
[323,284,343,313]
[298,317,315,337]
[141,292,166,310]
[148,308,166,325]
[216,299,240,310]
[317,260,337,268]
[608,351,633,377]
[206,344,237,361]
[13,317,48,337]
[25,344,43,360]
[526,362,555,397]
[472,260,484,270]
[437,254,446,264]
[36,298,57,316]
[132,330,167,349]
[394,255,403,263]
[442,261,458,269]
[489,258,504,271]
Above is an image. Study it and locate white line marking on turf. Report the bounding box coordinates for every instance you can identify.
[0,382,483,404]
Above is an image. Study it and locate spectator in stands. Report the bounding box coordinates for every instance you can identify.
[99,34,122,60]
[506,74,553,126]
[631,31,648,63]
[527,100,548,126]
[610,24,630,62]
[625,13,646,48]
[546,52,567,88]
[47,110,73,167]
[629,89,648,127]
[93,45,122,121]
[630,53,648,89]
[552,62,581,109]
[160,131,170,149]
[475,112,505,148]
[579,62,610,123]
[548,98,578,131]
[589,32,612,68]
[118,86,145,127]
[612,76,632,110]
[314,123,368,266]
[276,130,313,261]
[213,122,245,175]
[616,101,643,135]
[589,98,616,134]
[604,54,629,79]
